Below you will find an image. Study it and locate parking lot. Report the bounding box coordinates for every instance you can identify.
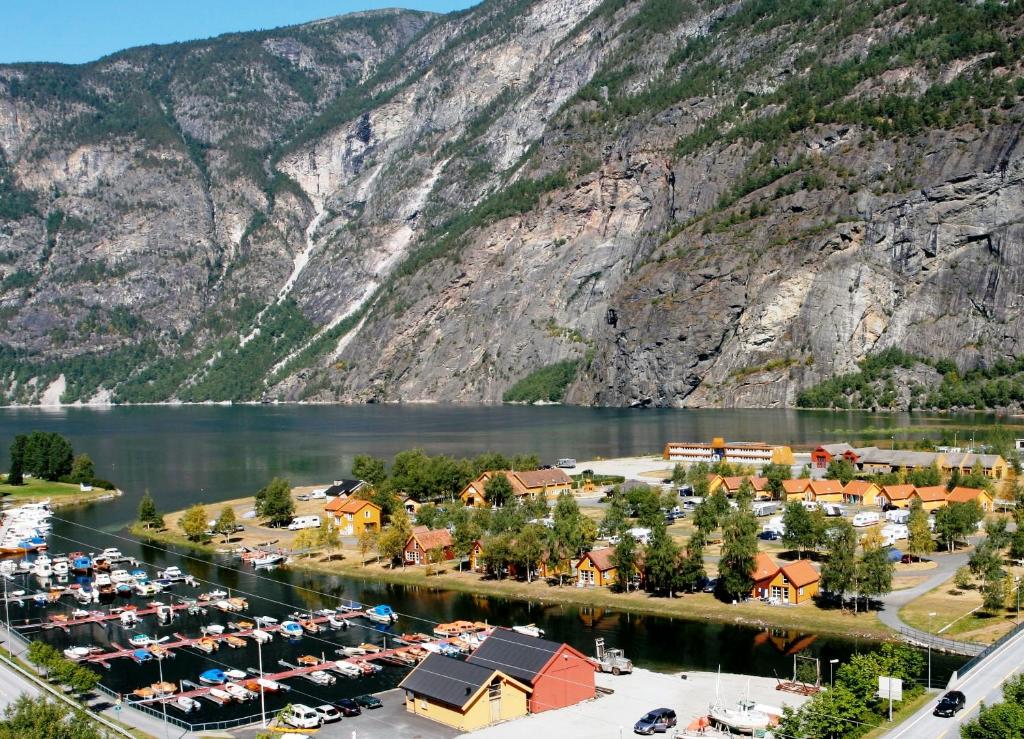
[234,690,458,739]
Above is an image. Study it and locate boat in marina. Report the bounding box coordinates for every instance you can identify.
[250,629,272,644]
[199,669,226,685]
[332,660,362,677]
[358,642,383,653]
[208,687,233,704]
[203,624,225,635]
[254,615,278,626]
[128,634,154,647]
[151,681,176,696]
[71,556,92,574]
[512,624,544,638]
[119,610,139,626]
[194,638,218,654]
[224,668,247,680]
[328,614,350,629]
[173,696,201,713]
[300,618,320,634]
[132,649,153,663]
[280,621,303,638]
[433,620,474,638]
[134,582,160,596]
[224,635,247,648]
[115,583,133,596]
[159,566,184,580]
[252,553,286,568]
[224,683,255,701]
[63,646,97,661]
[296,655,321,666]
[307,670,336,686]
[365,604,397,625]
[338,646,366,656]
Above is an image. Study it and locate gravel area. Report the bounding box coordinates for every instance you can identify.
[457,668,811,739]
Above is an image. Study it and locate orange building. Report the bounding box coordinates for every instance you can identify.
[764,560,820,605]
[877,485,916,509]
[843,480,880,506]
[806,479,844,503]
[459,469,573,507]
[404,526,455,565]
[947,486,994,511]
[911,486,948,512]
[750,552,780,600]
[782,479,811,502]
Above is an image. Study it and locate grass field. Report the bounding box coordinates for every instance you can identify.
[0,477,118,508]
[899,575,1024,645]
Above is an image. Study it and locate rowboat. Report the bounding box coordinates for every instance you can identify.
[150,681,176,696]
[300,619,320,634]
[339,646,366,656]
[358,643,382,653]
[224,683,255,701]
[433,620,474,638]
[208,687,233,704]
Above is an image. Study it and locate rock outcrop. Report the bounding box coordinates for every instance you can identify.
[0,0,1022,407]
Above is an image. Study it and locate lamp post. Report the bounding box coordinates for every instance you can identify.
[829,658,839,687]
[928,611,937,691]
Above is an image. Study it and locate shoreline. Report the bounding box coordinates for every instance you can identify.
[3,487,122,510]
[129,521,894,643]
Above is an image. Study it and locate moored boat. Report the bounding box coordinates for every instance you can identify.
[280,621,303,638]
[708,699,771,735]
[365,604,397,624]
[199,669,226,685]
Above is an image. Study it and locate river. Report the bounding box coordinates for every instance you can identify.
[0,405,969,721]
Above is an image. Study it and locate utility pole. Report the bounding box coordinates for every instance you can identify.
[829,659,839,687]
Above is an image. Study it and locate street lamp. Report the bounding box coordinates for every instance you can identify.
[928,612,937,691]
[829,659,839,686]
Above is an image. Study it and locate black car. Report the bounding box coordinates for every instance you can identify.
[334,698,362,717]
[933,690,966,717]
[759,530,780,541]
[354,694,382,709]
[634,708,677,735]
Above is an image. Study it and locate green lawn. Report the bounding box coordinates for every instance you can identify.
[0,477,85,497]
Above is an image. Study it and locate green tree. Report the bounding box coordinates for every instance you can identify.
[626,485,663,528]
[480,533,513,578]
[351,454,387,486]
[776,683,863,739]
[825,458,856,485]
[694,488,729,534]
[215,506,237,541]
[985,516,1011,550]
[318,517,340,551]
[906,500,934,561]
[679,531,706,592]
[179,504,209,542]
[452,517,482,572]
[601,493,629,537]
[982,573,1009,614]
[934,500,983,552]
[26,641,61,671]
[68,454,95,484]
[356,527,378,565]
[256,477,295,526]
[292,527,320,556]
[484,474,514,508]
[552,491,596,575]
[718,506,759,601]
[782,501,814,557]
[6,435,25,486]
[515,524,547,582]
[643,523,681,596]
[378,510,412,566]
[820,519,857,606]
[961,701,1024,739]
[0,695,104,739]
[762,463,789,499]
[908,463,941,487]
[735,478,755,508]
[67,665,100,695]
[672,463,686,485]
[857,544,894,612]
[612,533,638,593]
[969,540,1003,580]
[954,565,974,590]
[136,490,163,529]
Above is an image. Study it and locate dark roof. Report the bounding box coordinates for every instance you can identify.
[467,627,561,684]
[398,653,502,709]
[325,479,366,496]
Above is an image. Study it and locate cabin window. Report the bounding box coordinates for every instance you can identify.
[488,679,502,699]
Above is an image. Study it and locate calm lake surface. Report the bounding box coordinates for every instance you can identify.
[0,405,969,720]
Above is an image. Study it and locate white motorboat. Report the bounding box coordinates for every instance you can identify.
[0,560,15,576]
[328,614,350,629]
[511,624,544,638]
[224,683,255,701]
[252,554,285,568]
[224,668,247,680]
[63,646,92,661]
[250,629,273,644]
[204,624,225,635]
[709,699,770,735]
[110,569,132,583]
[93,573,111,587]
[339,646,366,656]
[174,696,200,713]
[159,566,184,580]
[254,615,278,625]
[120,610,139,626]
[209,687,233,703]
[333,660,362,677]
[71,608,90,619]
[307,670,335,686]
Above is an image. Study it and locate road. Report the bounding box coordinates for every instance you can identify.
[884,626,1024,738]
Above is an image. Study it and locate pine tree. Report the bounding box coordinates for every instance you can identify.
[906,500,934,561]
[782,501,814,557]
[643,523,681,596]
[137,490,162,529]
[820,519,857,606]
[612,533,637,593]
[6,435,25,486]
[718,506,759,601]
[679,530,707,592]
[857,544,894,612]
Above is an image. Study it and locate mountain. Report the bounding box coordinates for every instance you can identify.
[1,0,1022,408]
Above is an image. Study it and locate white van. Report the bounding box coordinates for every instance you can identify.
[852,511,880,527]
[627,527,652,545]
[885,509,910,524]
[284,704,321,729]
[288,515,321,531]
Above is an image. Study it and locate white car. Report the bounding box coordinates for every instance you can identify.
[314,705,341,723]
[283,704,322,729]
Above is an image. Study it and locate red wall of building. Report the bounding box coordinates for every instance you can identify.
[530,646,596,713]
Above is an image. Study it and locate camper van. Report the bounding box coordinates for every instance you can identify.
[821,503,844,517]
[800,500,820,511]
[852,511,881,527]
[288,516,321,531]
[752,501,779,517]
[881,523,908,541]
[885,509,910,524]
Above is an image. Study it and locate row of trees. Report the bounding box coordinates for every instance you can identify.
[26,642,101,696]
[961,673,1024,737]
[7,431,109,488]
[777,643,924,738]
[0,695,104,739]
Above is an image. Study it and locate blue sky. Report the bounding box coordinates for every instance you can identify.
[1,1,477,65]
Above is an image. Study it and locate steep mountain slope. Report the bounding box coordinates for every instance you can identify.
[1,0,1023,407]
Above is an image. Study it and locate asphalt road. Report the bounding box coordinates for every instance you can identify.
[884,627,1024,738]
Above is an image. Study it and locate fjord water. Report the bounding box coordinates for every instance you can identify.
[0,405,966,717]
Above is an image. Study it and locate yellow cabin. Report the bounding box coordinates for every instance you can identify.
[843,480,880,507]
[400,653,530,731]
[323,497,381,536]
[947,486,994,512]
[764,560,819,605]
[782,479,811,502]
[910,486,948,512]
[576,549,618,588]
[807,479,844,503]
[877,485,916,509]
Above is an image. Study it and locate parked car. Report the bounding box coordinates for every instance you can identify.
[933,690,966,717]
[701,577,717,593]
[354,694,382,709]
[334,698,362,717]
[634,708,677,735]
[283,704,322,729]
[759,530,780,541]
[314,705,342,724]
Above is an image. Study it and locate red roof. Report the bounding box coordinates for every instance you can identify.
[580,548,616,572]
[947,486,988,503]
[408,526,453,551]
[780,560,819,588]
[913,486,947,503]
[881,485,915,501]
[721,476,768,492]
[843,480,876,495]
[808,479,843,496]
[751,552,779,581]
[783,479,810,494]
[324,497,378,514]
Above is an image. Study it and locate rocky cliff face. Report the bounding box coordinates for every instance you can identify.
[1,0,1022,408]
